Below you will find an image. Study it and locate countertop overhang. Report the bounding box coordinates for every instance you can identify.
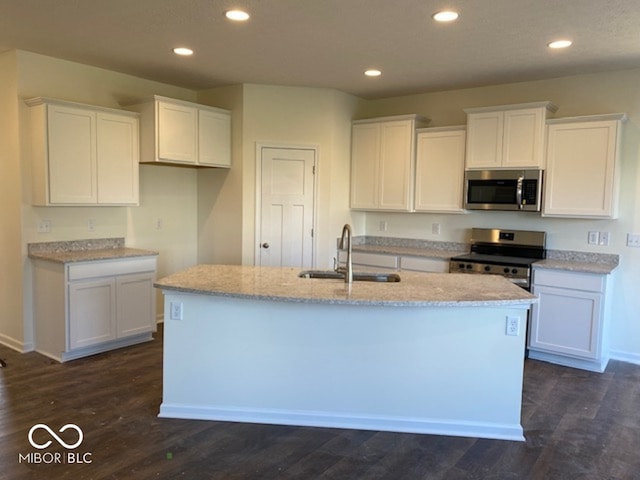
[154,264,536,307]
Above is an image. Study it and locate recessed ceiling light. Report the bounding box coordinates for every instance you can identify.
[225,9,250,21]
[364,69,382,77]
[548,39,572,49]
[432,10,459,22]
[173,47,194,56]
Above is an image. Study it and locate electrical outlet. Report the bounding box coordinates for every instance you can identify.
[506,316,520,336]
[379,221,387,232]
[432,223,441,235]
[87,219,96,232]
[598,231,610,246]
[627,233,640,248]
[169,301,183,321]
[37,219,51,233]
[588,231,599,245]
[155,218,163,230]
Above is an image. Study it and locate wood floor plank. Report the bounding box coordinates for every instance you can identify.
[1,325,639,479]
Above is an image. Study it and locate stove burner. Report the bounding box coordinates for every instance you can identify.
[449,228,546,291]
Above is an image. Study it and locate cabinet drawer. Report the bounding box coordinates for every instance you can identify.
[400,256,448,273]
[68,257,157,281]
[533,268,605,292]
[351,252,398,269]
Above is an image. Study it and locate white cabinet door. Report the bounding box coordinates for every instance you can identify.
[350,122,380,209]
[47,104,97,204]
[68,278,117,349]
[465,103,554,169]
[350,115,425,211]
[530,284,602,359]
[379,119,415,210]
[543,115,623,218]
[465,111,503,169]
[117,273,156,338]
[502,107,546,168]
[157,100,198,164]
[414,127,466,212]
[198,108,231,167]
[97,112,139,204]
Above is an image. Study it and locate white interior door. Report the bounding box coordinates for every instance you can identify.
[258,146,316,268]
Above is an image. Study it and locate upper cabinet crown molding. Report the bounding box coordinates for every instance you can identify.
[25,97,140,206]
[350,114,430,212]
[464,101,557,170]
[123,95,231,168]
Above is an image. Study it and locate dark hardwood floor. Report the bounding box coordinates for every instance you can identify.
[1,325,638,480]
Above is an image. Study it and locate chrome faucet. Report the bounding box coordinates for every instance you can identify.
[338,223,353,284]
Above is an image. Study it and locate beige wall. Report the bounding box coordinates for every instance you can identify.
[358,69,640,360]
[0,51,25,349]
[236,84,363,267]
[3,51,202,350]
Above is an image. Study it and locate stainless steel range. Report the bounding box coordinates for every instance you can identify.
[449,228,546,291]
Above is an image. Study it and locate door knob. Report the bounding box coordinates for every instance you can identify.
[261,242,270,249]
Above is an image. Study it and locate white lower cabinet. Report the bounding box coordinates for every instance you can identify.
[33,256,157,362]
[399,256,449,273]
[528,268,610,372]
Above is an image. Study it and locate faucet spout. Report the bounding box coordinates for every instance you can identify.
[339,224,353,284]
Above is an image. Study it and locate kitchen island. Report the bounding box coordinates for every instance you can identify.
[155,265,536,441]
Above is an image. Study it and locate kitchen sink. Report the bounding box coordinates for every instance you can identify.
[298,270,401,283]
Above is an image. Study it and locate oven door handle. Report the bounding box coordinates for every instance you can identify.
[516,176,524,209]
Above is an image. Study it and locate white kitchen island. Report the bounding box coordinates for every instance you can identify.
[154,265,536,441]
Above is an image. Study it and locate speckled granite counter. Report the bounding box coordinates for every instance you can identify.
[28,238,158,263]
[534,250,619,275]
[350,236,468,259]
[154,264,536,307]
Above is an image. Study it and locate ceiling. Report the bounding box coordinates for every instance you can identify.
[1,0,639,99]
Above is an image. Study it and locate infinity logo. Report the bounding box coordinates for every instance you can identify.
[28,424,84,450]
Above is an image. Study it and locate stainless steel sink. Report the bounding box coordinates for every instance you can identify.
[298,270,401,283]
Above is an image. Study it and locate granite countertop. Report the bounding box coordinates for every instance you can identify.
[154,264,536,307]
[28,238,158,264]
[349,236,468,260]
[534,250,620,275]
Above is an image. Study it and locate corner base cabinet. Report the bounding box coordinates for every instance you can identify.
[528,268,611,372]
[32,256,157,362]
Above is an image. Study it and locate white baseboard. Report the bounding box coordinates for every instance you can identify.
[158,404,525,442]
[609,350,640,366]
[0,333,33,353]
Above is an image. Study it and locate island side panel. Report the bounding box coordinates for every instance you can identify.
[159,292,529,441]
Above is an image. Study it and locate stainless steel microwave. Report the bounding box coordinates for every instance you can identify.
[464,169,543,212]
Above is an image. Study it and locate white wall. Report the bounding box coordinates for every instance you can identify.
[356,69,640,362]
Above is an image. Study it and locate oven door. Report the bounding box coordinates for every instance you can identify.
[464,170,542,212]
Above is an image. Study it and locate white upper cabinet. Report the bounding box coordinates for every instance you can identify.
[125,96,231,168]
[350,115,429,211]
[26,97,139,206]
[414,126,466,213]
[464,102,557,169]
[543,114,626,219]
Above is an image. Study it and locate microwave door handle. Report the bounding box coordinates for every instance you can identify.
[516,176,524,209]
